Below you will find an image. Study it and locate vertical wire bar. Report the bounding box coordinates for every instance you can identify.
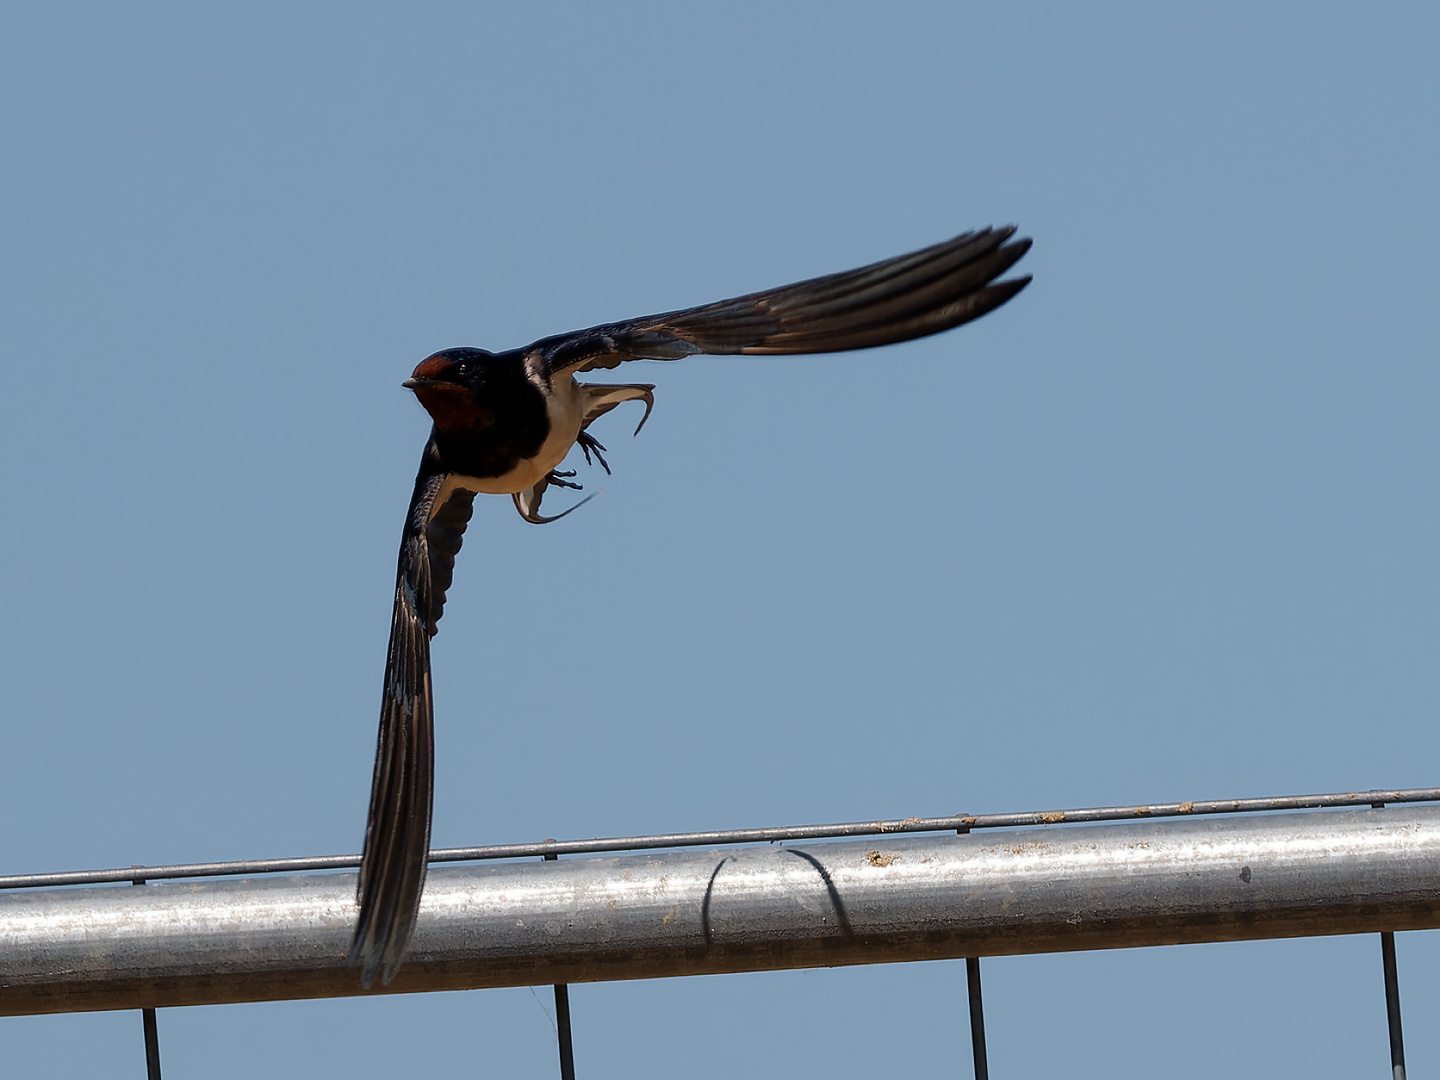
[966,957,989,1080]
[141,1009,163,1080]
[1381,932,1406,1080]
[957,824,988,1080]
[131,868,163,1080]
[1369,799,1405,1080]
[553,983,576,1080]
[543,852,576,1080]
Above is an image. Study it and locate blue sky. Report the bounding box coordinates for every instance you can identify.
[2,3,1437,1076]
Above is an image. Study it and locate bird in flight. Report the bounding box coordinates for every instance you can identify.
[349,225,1032,987]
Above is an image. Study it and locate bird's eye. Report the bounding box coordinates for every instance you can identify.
[454,362,474,377]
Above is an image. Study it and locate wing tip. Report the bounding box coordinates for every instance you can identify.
[348,891,420,988]
[346,924,384,989]
[992,273,1033,299]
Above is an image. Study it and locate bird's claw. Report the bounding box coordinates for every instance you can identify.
[546,469,583,491]
[577,430,611,474]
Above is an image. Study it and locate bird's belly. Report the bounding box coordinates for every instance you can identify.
[457,378,583,495]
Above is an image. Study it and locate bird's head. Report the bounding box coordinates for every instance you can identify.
[403,348,494,432]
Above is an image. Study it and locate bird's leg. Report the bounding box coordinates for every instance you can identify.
[577,430,611,474]
[546,469,583,491]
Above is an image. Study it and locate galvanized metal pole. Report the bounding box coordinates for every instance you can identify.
[5,807,1440,1016]
[965,957,988,1080]
[544,852,577,1080]
[1380,932,1405,1080]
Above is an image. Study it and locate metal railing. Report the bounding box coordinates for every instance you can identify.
[6,786,1438,892]
[4,787,1434,1078]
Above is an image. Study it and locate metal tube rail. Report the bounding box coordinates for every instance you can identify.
[3,786,1437,892]
[4,806,1439,1017]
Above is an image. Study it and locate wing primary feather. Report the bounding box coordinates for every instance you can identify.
[702,227,1004,321]
[728,237,1030,335]
[350,442,474,987]
[534,227,1031,375]
[740,277,1031,355]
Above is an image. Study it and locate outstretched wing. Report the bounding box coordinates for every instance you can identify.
[531,227,1031,376]
[350,439,475,988]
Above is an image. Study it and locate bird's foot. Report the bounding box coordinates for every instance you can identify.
[577,431,611,474]
[546,469,583,491]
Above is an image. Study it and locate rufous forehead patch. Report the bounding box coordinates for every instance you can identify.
[411,353,454,380]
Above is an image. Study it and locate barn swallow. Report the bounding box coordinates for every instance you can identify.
[349,226,1033,986]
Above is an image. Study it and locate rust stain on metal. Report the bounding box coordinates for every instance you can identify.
[1004,842,1051,854]
[1038,812,1066,824]
[1178,802,1194,814]
[865,851,899,868]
